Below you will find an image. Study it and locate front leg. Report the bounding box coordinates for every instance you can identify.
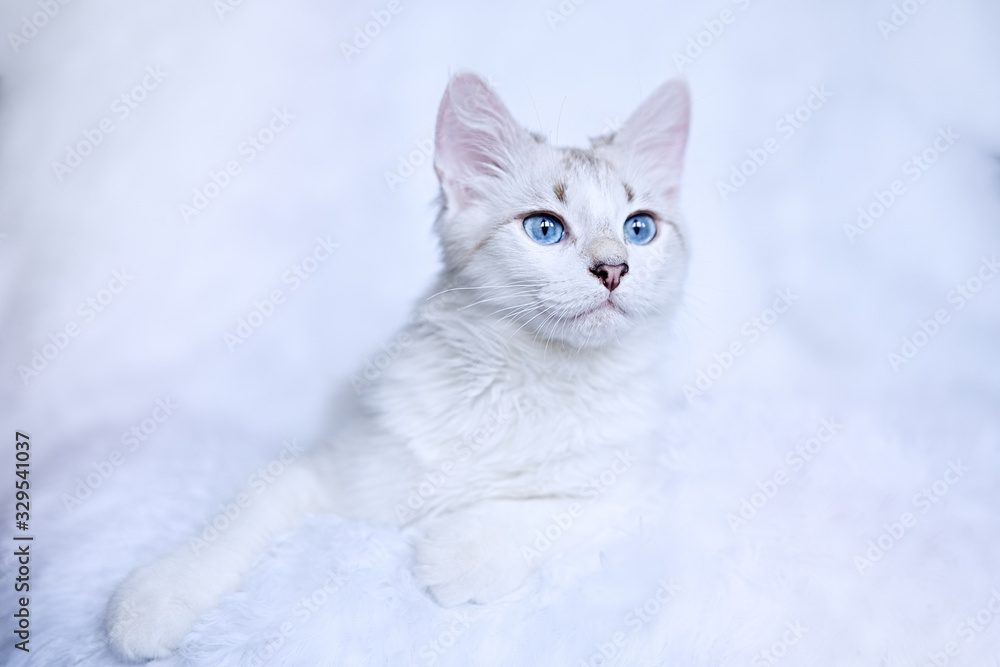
[413,497,587,607]
[106,457,332,660]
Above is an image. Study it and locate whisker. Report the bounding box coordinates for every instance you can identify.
[506,305,552,343]
[496,300,546,322]
[425,282,548,301]
[489,302,545,319]
[458,289,540,311]
[500,301,542,322]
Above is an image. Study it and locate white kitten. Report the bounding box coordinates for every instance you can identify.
[106,72,691,660]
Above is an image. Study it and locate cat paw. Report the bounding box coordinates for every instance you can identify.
[413,513,532,607]
[106,558,205,661]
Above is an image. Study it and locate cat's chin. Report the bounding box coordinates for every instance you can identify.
[537,301,636,350]
[567,299,625,321]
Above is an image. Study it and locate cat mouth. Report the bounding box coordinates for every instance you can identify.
[563,298,627,322]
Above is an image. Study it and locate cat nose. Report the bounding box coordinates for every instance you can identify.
[590,262,629,291]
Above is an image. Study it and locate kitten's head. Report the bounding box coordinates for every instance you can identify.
[433,72,690,349]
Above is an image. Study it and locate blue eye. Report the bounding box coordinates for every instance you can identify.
[624,214,656,245]
[523,214,564,245]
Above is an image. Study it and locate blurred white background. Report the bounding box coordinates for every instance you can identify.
[1,1,999,665]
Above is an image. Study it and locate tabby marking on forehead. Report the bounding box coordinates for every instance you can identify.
[561,147,605,171]
[553,181,567,203]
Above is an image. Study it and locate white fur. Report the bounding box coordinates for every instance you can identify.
[106,72,692,660]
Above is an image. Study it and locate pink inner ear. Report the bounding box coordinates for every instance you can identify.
[615,79,691,187]
[434,73,527,209]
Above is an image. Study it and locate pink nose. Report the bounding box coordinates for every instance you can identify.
[590,262,628,291]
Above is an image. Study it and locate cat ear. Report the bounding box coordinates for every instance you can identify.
[434,72,531,211]
[614,79,690,193]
